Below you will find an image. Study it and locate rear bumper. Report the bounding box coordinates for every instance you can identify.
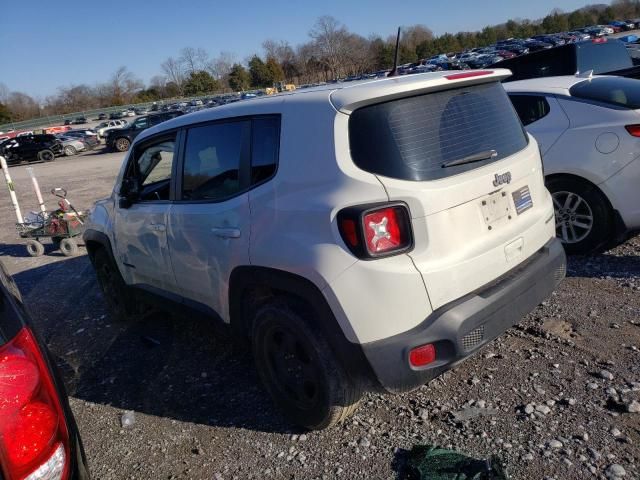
[360,237,566,393]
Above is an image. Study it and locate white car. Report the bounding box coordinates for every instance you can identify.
[57,135,86,156]
[84,70,565,429]
[505,74,640,254]
[94,120,128,138]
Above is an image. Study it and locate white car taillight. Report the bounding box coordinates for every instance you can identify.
[338,203,413,259]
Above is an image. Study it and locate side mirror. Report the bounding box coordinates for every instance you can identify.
[119,178,140,209]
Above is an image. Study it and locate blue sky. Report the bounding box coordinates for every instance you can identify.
[1,0,595,98]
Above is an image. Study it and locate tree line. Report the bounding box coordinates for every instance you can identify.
[2,0,640,124]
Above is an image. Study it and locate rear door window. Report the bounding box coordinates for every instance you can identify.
[181,121,250,201]
[508,94,551,125]
[250,116,280,185]
[349,81,528,181]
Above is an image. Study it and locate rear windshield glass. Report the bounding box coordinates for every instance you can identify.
[349,82,528,181]
[569,77,640,109]
[576,41,633,74]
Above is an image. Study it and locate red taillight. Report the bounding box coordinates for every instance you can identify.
[409,344,436,367]
[338,203,413,259]
[592,37,607,43]
[625,124,640,137]
[340,218,359,248]
[445,70,493,80]
[0,328,69,480]
[363,207,404,254]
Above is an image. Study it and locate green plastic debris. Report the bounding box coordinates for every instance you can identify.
[407,445,508,480]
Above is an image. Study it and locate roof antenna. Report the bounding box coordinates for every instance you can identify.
[388,27,401,77]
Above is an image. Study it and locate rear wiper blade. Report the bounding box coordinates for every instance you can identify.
[442,149,497,168]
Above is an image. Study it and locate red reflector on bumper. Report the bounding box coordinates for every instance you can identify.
[409,344,436,367]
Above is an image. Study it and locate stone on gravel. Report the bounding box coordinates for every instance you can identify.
[452,407,498,422]
[605,464,626,478]
[600,370,614,381]
[535,405,551,415]
[524,404,535,414]
[548,439,563,449]
[120,411,135,428]
[626,400,640,413]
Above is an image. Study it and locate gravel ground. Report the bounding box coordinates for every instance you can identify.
[0,149,639,480]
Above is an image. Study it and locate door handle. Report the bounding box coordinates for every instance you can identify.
[211,227,241,239]
[149,223,166,232]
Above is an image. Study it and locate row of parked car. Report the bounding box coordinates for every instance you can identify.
[0,128,101,165]
[358,20,640,75]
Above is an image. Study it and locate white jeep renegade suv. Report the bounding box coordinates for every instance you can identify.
[84,69,566,430]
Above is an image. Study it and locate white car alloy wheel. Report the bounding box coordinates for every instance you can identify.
[552,190,594,244]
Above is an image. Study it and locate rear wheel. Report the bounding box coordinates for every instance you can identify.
[64,145,77,156]
[93,248,139,322]
[25,239,44,257]
[59,238,79,256]
[546,176,613,255]
[37,149,55,162]
[115,137,131,152]
[252,298,361,430]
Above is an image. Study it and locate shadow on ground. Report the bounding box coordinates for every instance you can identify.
[9,254,292,434]
[566,252,640,279]
[0,242,67,258]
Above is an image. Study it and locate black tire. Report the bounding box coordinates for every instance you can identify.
[252,298,361,430]
[114,137,131,152]
[25,239,44,257]
[93,248,139,322]
[64,145,77,156]
[37,149,55,162]
[59,238,79,257]
[546,176,613,255]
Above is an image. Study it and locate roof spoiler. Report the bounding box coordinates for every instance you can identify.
[576,69,594,79]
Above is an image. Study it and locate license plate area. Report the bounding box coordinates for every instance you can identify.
[480,191,512,230]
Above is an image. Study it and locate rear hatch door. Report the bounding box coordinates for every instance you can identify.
[343,74,554,309]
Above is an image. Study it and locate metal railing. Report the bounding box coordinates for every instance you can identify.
[0,92,241,133]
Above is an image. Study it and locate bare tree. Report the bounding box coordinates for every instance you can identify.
[180,47,209,74]
[262,39,299,81]
[343,34,373,75]
[51,84,97,113]
[105,66,142,105]
[402,25,434,52]
[5,92,40,120]
[150,75,167,89]
[161,57,185,93]
[309,16,351,79]
[206,51,236,87]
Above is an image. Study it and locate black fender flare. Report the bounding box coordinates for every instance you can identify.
[83,229,117,266]
[228,266,379,389]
